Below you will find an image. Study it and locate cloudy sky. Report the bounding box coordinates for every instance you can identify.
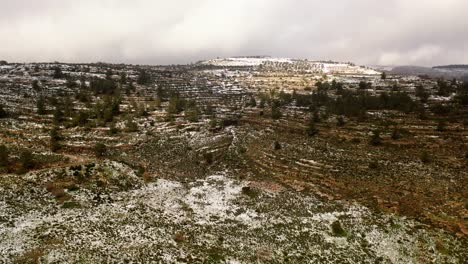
[1,0,467,66]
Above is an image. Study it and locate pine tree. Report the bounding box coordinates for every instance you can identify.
[120,72,127,84]
[381,72,387,80]
[271,101,282,120]
[53,67,64,79]
[137,70,151,85]
[49,127,61,152]
[32,80,40,91]
[185,101,200,122]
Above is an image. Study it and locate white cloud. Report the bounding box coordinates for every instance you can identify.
[0,0,466,66]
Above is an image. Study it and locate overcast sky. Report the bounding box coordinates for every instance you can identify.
[1,0,467,66]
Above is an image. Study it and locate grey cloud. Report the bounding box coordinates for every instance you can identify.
[0,0,467,66]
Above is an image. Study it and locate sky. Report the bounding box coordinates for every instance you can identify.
[1,0,467,66]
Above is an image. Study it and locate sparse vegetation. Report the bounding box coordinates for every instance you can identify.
[0,58,465,262]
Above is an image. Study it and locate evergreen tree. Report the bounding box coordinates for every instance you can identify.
[53,105,64,124]
[66,77,77,88]
[49,127,61,152]
[32,80,40,91]
[120,72,127,84]
[185,101,200,122]
[415,85,429,103]
[137,69,151,85]
[248,97,257,107]
[53,67,64,79]
[167,94,184,114]
[105,69,113,80]
[271,101,282,120]
[72,110,89,126]
[156,86,165,100]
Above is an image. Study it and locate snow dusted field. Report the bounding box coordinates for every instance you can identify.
[0,162,464,263]
[199,57,381,75]
[201,57,293,67]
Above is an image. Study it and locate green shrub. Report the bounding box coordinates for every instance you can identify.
[0,145,9,167]
[273,141,281,150]
[307,120,319,137]
[369,130,382,146]
[20,150,35,170]
[368,161,379,169]
[93,143,107,157]
[331,220,347,237]
[391,128,402,140]
[0,104,7,118]
[337,116,346,127]
[420,151,432,163]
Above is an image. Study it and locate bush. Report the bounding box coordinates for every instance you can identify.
[49,127,61,152]
[307,120,319,137]
[137,69,151,85]
[0,104,7,118]
[241,186,259,198]
[331,220,347,237]
[203,152,214,165]
[93,143,107,157]
[125,117,138,132]
[368,161,379,169]
[36,97,46,115]
[72,111,89,127]
[221,118,239,127]
[337,116,346,127]
[108,122,119,135]
[20,150,35,170]
[273,141,281,150]
[391,128,402,140]
[31,80,40,91]
[313,111,321,123]
[436,120,447,132]
[271,103,282,120]
[0,145,9,167]
[369,130,382,146]
[420,151,432,163]
[185,105,200,122]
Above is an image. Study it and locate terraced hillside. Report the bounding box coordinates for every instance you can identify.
[0,59,466,263]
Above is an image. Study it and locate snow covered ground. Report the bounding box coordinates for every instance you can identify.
[200,57,380,75]
[0,162,464,263]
